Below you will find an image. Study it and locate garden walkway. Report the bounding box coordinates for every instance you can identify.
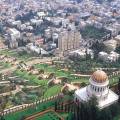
[71,73,91,77]
[25,108,64,120]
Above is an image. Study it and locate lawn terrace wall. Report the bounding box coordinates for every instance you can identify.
[94,68,120,79]
[108,71,120,78]
[1,93,63,116]
[95,68,119,71]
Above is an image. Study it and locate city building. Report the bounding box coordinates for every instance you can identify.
[115,35,120,46]
[75,70,119,109]
[99,51,119,62]
[69,48,94,59]
[37,11,47,19]
[8,28,21,48]
[26,43,48,55]
[58,29,81,56]
[103,39,117,52]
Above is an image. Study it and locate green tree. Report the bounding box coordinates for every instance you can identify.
[118,78,120,95]
[55,101,57,111]
[99,108,112,120]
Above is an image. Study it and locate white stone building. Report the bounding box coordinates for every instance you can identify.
[115,35,120,46]
[75,70,118,109]
[69,48,94,59]
[26,43,48,55]
[58,29,81,56]
[103,39,117,52]
[11,20,21,28]
[8,28,21,48]
[98,51,119,62]
[37,12,47,19]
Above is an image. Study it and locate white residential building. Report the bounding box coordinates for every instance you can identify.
[103,39,117,52]
[98,51,119,62]
[69,48,94,59]
[8,28,21,48]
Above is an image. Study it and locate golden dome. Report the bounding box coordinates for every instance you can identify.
[91,70,108,83]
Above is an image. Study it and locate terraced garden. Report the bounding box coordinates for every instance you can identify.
[12,63,120,101]
[33,63,90,82]
[4,95,73,120]
[14,64,89,92]
[109,75,120,86]
[0,49,33,61]
[0,61,11,70]
[13,70,48,86]
[34,64,70,77]
[2,61,120,120]
[4,100,55,120]
[44,85,62,98]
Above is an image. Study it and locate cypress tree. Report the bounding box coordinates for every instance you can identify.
[118,78,120,95]
[55,101,57,111]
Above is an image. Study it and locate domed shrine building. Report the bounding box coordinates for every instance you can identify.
[75,70,119,109]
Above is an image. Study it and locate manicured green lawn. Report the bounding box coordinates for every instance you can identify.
[0,62,11,69]
[35,112,60,120]
[109,75,119,86]
[13,70,62,99]
[13,70,48,86]
[15,64,90,85]
[13,63,90,105]
[34,64,70,77]
[59,112,69,119]
[4,101,55,120]
[4,95,73,120]
[68,75,89,83]
[44,85,62,98]
[55,70,69,77]
[34,63,89,82]
[34,64,52,71]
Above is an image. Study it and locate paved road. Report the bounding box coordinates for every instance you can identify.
[26,58,53,66]
[71,73,91,77]
[25,108,64,120]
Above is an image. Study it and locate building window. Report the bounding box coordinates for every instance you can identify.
[95,87,96,92]
[98,87,99,92]
[101,87,102,92]
[102,87,104,92]
[103,87,105,91]
[91,85,92,88]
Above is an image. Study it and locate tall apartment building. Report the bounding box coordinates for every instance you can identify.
[8,28,20,48]
[58,29,81,56]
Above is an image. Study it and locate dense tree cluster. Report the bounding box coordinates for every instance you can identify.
[115,46,120,54]
[65,7,78,13]
[0,22,3,34]
[80,26,110,40]
[96,0,114,4]
[91,41,105,58]
[15,10,36,23]
[68,46,120,73]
